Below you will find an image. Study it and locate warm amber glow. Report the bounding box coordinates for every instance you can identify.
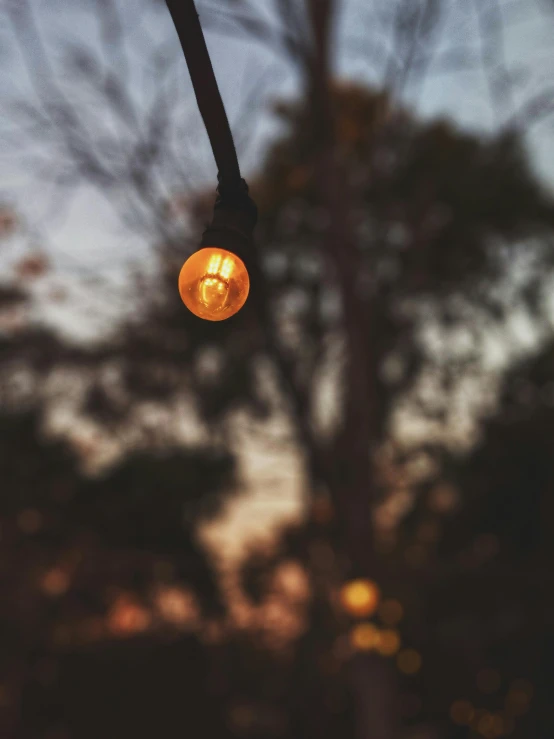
[339,579,380,618]
[504,684,532,717]
[155,586,198,627]
[350,623,380,651]
[397,648,422,674]
[376,629,401,656]
[477,712,505,739]
[41,568,70,597]
[108,594,151,636]
[450,700,474,725]
[178,247,249,321]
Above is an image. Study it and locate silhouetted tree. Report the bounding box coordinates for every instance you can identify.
[2,2,554,739]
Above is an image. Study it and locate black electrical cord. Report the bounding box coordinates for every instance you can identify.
[165,0,243,192]
[165,0,257,254]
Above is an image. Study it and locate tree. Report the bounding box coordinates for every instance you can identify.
[2,1,554,738]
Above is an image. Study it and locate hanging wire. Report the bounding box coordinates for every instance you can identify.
[165,0,244,194]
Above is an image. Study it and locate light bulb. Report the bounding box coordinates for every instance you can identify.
[178,247,249,321]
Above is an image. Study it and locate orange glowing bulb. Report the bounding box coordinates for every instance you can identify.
[178,247,249,321]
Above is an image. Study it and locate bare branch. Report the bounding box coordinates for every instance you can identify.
[510,87,554,130]
[232,63,285,158]
[471,0,515,129]
[6,0,117,185]
[342,33,397,76]
[198,1,309,63]
[97,0,131,83]
[401,0,450,98]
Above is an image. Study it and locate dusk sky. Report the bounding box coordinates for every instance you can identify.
[3,0,554,317]
[2,0,554,556]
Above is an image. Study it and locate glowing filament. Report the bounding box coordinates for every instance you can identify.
[179,247,249,321]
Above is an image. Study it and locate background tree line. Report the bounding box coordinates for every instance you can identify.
[1,1,554,737]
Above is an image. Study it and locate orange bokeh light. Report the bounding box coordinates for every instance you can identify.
[178,247,249,321]
[504,685,532,717]
[350,622,380,651]
[477,712,505,739]
[41,567,70,597]
[376,629,401,656]
[339,579,381,618]
[450,700,474,725]
[397,648,422,674]
[108,595,151,636]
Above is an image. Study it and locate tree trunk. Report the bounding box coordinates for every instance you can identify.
[305,2,398,738]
